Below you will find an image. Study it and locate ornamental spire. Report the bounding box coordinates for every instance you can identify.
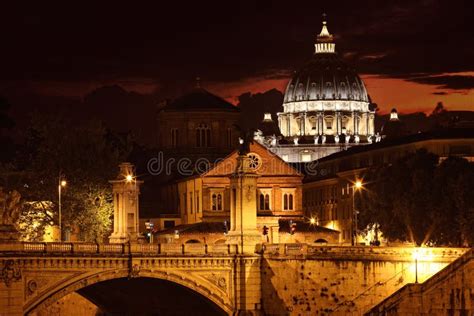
[315,14,336,54]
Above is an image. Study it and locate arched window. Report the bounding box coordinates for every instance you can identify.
[264,194,270,210]
[296,83,304,101]
[212,192,223,211]
[196,124,211,147]
[217,194,222,211]
[283,193,294,211]
[339,82,346,99]
[212,194,217,211]
[309,82,317,99]
[259,193,270,211]
[325,82,333,99]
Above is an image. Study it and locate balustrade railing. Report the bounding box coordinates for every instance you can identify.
[262,244,468,261]
[0,241,237,256]
[0,241,467,260]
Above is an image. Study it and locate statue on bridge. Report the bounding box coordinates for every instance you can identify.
[0,187,22,240]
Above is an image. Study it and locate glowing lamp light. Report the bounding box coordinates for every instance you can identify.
[413,248,421,261]
[355,180,363,189]
[309,218,316,225]
[60,180,67,187]
[125,174,133,183]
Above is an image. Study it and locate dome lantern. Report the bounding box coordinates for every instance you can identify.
[315,14,335,54]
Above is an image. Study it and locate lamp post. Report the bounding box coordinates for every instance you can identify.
[352,180,362,246]
[413,248,420,283]
[58,175,67,241]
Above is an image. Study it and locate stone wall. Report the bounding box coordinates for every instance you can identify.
[366,249,474,315]
[30,292,100,316]
[260,247,467,315]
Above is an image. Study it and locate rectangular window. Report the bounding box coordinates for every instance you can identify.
[227,128,233,148]
[171,128,179,148]
[196,191,200,213]
[183,193,187,214]
[190,192,193,214]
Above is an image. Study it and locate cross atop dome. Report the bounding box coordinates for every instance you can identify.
[315,14,335,54]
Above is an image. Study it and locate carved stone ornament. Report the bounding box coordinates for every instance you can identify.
[204,273,227,291]
[246,185,254,202]
[0,188,22,226]
[1,259,21,287]
[27,279,38,295]
[129,264,140,278]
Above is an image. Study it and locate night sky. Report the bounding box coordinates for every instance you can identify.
[1,0,474,134]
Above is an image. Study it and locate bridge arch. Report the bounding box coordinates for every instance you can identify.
[26,268,233,315]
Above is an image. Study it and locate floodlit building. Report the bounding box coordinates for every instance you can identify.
[155,142,339,244]
[257,17,376,162]
[302,128,474,244]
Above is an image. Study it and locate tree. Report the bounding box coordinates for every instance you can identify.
[431,102,447,116]
[358,150,474,246]
[358,150,443,246]
[432,157,474,246]
[16,111,132,241]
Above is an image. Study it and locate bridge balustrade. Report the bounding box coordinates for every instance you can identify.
[262,243,467,262]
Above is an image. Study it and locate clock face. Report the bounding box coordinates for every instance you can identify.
[247,153,262,170]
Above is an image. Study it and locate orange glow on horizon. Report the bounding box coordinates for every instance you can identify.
[207,73,474,115]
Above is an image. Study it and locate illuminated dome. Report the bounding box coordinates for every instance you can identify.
[283,54,368,104]
[282,18,369,112]
[272,16,376,163]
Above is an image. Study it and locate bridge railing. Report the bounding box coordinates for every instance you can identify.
[0,242,239,256]
[261,243,468,262]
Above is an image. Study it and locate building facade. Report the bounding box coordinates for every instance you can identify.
[156,86,241,162]
[303,129,474,244]
[155,142,339,244]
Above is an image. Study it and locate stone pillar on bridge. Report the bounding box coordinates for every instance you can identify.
[109,162,143,243]
[227,153,261,254]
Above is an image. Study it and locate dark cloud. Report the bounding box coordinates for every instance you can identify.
[1,1,473,88]
[407,75,474,90]
[432,92,448,95]
[1,0,474,118]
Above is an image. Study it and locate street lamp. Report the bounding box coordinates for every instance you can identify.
[58,175,67,241]
[352,180,363,246]
[125,174,133,183]
[413,248,420,283]
[309,217,316,225]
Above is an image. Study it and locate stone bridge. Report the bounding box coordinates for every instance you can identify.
[0,242,469,315]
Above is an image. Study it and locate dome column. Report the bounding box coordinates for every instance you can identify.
[286,114,292,136]
[278,115,282,135]
[320,112,324,136]
[336,111,341,135]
